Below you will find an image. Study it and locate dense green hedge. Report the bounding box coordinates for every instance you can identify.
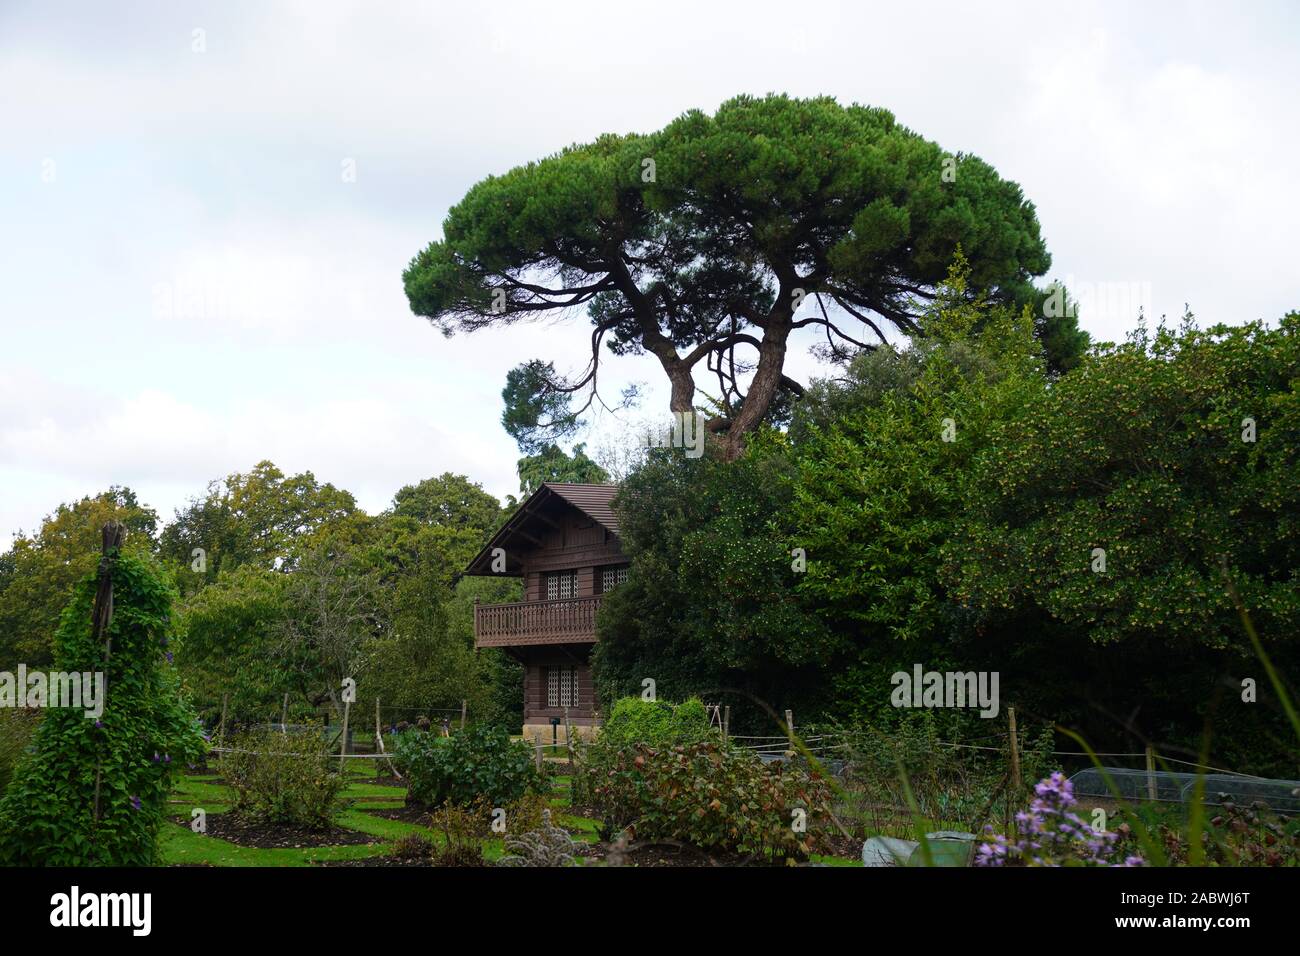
[394,723,543,808]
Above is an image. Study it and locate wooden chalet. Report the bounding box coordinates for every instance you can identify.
[465,483,625,740]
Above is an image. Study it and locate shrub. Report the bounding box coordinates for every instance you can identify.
[498,810,578,867]
[429,803,486,866]
[584,740,831,862]
[223,729,344,829]
[389,832,435,861]
[394,723,543,808]
[1110,796,1300,867]
[0,548,206,866]
[0,710,41,795]
[599,696,716,748]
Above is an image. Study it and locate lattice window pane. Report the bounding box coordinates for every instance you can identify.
[560,667,573,708]
[547,667,560,708]
[602,565,629,592]
[547,571,576,601]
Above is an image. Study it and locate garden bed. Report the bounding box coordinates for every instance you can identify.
[176,812,383,850]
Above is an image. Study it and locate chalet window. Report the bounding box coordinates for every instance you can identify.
[546,570,577,601]
[600,565,629,593]
[546,665,579,708]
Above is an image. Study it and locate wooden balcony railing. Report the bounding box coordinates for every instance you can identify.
[474,595,603,648]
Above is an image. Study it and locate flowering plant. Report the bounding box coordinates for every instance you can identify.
[975,771,1143,867]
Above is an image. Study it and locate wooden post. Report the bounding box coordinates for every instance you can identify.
[534,731,544,770]
[563,706,573,763]
[281,692,289,733]
[218,693,229,744]
[1145,745,1157,802]
[90,521,124,828]
[339,699,351,772]
[1008,706,1021,793]
[374,697,383,779]
[460,699,467,731]
[722,705,730,743]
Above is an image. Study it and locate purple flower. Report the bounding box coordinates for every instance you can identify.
[129,795,141,811]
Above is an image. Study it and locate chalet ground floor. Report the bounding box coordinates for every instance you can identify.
[514,642,599,743]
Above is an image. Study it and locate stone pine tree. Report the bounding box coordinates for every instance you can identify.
[0,524,206,866]
[404,93,1079,459]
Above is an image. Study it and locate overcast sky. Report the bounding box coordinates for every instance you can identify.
[2,0,1297,542]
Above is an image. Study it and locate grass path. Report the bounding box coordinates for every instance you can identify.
[162,765,596,866]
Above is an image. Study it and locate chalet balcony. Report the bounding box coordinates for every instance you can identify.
[474,595,604,648]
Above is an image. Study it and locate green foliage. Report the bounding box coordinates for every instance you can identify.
[592,438,835,721]
[405,93,1063,448]
[791,260,1044,645]
[582,741,831,862]
[596,261,1298,772]
[393,724,543,808]
[0,709,41,795]
[388,473,503,572]
[599,696,716,748]
[949,313,1300,649]
[0,487,158,667]
[501,360,583,455]
[515,443,610,496]
[177,564,290,723]
[0,550,206,866]
[159,460,359,592]
[1114,798,1300,867]
[944,313,1300,769]
[222,729,344,829]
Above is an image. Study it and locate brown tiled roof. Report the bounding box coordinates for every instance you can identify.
[463,482,620,575]
[541,482,620,535]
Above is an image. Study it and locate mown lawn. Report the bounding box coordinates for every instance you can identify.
[162,764,600,867]
[161,764,858,866]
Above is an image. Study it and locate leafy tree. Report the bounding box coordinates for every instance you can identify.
[595,263,1046,727]
[391,473,502,534]
[159,460,358,592]
[389,473,503,570]
[501,359,583,454]
[177,564,291,723]
[516,442,610,495]
[0,544,205,865]
[405,94,1071,458]
[943,313,1300,769]
[274,545,384,718]
[592,436,835,724]
[0,488,158,668]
